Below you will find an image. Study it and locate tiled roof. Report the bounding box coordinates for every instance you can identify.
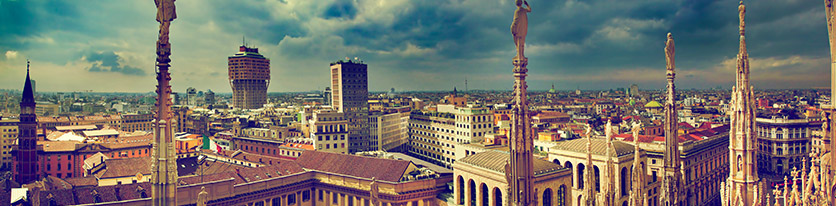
[551,138,635,157]
[231,150,285,165]
[40,141,81,152]
[177,161,305,186]
[458,150,564,176]
[38,182,151,205]
[296,150,411,182]
[63,176,98,188]
[95,157,151,179]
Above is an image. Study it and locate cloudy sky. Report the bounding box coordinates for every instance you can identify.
[0,0,831,93]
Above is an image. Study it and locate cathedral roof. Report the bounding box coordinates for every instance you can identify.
[550,138,635,158]
[457,150,565,176]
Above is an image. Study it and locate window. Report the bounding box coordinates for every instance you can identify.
[288,194,296,205]
[319,190,324,201]
[302,190,310,202]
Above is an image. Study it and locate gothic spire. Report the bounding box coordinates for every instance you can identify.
[21,59,34,105]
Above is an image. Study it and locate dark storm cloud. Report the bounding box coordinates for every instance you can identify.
[323,0,357,19]
[0,0,832,92]
[0,0,82,49]
[84,51,146,76]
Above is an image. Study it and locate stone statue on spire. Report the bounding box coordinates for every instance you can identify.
[511,0,531,60]
[665,33,675,73]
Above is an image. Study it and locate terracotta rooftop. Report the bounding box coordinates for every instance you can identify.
[458,150,564,176]
[94,157,151,179]
[296,150,412,182]
[177,160,305,186]
[38,182,151,205]
[40,140,81,152]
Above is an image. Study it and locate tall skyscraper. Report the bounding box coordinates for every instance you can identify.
[205,89,215,105]
[229,45,270,109]
[721,1,764,205]
[186,87,196,106]
[151,0,178,205]
[16,60,38,184]
[660,33,682,206]
[330,60,370,153]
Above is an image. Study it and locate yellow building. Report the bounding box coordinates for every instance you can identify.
[0,118,18,169]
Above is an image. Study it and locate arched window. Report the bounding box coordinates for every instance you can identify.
[469,180,477,206]
[553,159,560,165]
[621,167,629,196]
[577,163,585,189]
[557,185,566,206]
[543,188,553,206]
[564,162,573,187]
[481,183,489,206]
[594,166,601,192]
[458,176,465,204]
[493,188,502,206]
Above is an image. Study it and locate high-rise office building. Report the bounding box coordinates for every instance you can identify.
[229,45,270,109]
[330,60,370,153]
[323,87,331,106]
[205,89,215,105]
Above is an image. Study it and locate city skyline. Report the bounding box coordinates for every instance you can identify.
[0,0,830,93]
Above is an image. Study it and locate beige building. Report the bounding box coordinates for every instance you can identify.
[0,118,18,169]
[310,110,348,154]
[454,150,572,206]
[755,116,819,174]
[120,113,154,132]
[35,101,60,116]
[408,105,494,168]
[370,110,409,152]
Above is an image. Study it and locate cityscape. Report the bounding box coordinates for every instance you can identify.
[0,0,835,206]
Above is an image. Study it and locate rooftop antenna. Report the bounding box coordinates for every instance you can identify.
[243,36,246,47]
[465,77,468,93]
[27,59,30,73]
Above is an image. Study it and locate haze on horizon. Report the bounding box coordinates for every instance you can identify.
[0,0,830,93]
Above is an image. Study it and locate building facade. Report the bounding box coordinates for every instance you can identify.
[330,60,370,153]
[370,110,410,152]
[408,105,494,169]
[310,110,349,154]
[120,113,154,132]
[229,45,270,109]
[186,87,197,106]
[0,118,18,170]
[755,117,818,174]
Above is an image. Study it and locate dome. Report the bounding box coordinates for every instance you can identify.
[644,100,663,108]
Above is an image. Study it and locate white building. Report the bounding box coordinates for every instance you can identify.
[408,105,494,168]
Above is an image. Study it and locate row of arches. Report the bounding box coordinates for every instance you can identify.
[552,159,634,198]
[455,176,568,206]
